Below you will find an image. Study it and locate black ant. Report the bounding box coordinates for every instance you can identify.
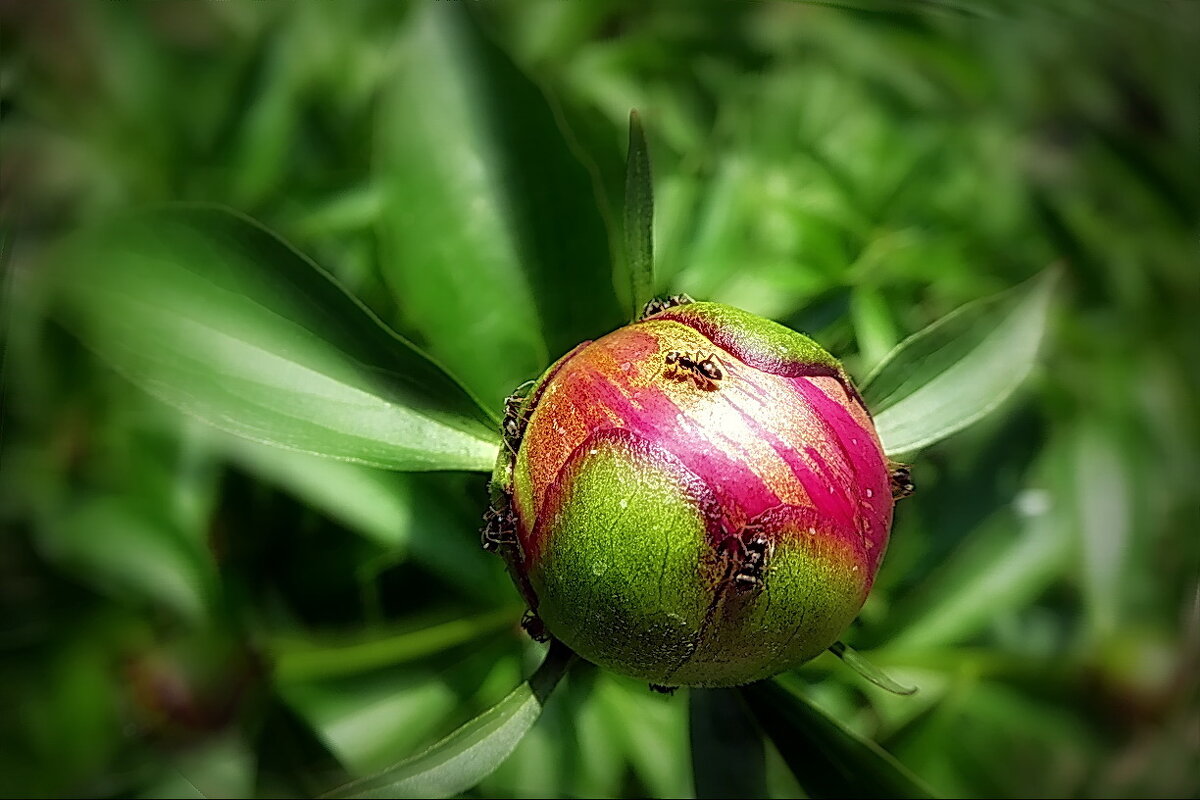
[501,380,535,456]
[888,461,915,500]
[521,610,549,643]
[732,530,771,594]
[715,527,772,594]
[663,351,724,391]
[480,504,517,553]
[640,293,694,319]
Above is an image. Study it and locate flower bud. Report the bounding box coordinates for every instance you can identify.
[487,301,894,687]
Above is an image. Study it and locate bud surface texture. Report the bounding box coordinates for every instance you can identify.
[503,302,892,687]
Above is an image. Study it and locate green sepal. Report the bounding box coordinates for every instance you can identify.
[650,301,842,374]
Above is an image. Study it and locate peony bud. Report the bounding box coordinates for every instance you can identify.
[485,300,897,688]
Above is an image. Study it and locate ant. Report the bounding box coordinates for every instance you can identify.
[888,461,915,500]
[501,380,536,456]
[480,504,517,553]
[715,527,772,594]
[521,610,549,643]
[640,293,694,319]
[663,351,724,391]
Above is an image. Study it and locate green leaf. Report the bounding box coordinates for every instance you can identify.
[850,285,899,373]
[1070,422,1133,640]
[218,434,418,549]
[559,668,625,799]
[596,677,694,799]
[479,674,574,799]
[885,443,1074,651]
[42,495,217,624]
[690,688,768,800]
[864,271,1057,457]
[281,668,460,778]
[376,3,623,410]
[325,641,575,799]
[829,642,917,696]
[623,109,655,319]
[740,676,933,799]
[271,608,520,684]
[50,206,501,472]
[212,434,505,598]
[141,733,257,799]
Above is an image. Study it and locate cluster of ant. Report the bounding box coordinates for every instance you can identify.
[481,389,526,549]
[481,383,550,642]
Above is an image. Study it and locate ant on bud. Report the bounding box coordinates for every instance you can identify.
[640,293,694,319]
[480,505,517,553]
[663,351,724,391]
[888,461,915,500]
[501,380,536,456]
[715,526,773,595]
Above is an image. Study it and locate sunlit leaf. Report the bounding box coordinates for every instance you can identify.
[480,676,574,798]
[325,641,574,798]
[50,206,501,472]
[865,270,1057,456]
[690,688,768,800]
[741,676,933,799]
[376,3,623,410]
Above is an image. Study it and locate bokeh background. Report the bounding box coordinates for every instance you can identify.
[2,1,1197,797]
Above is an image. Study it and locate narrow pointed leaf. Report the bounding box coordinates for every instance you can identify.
[864,271,1057,456]
[829,642,917,696]
[50,206,500,472]
[326,641,575,799]
[690,688,768,800]
[271,608,519,684]
[623,110,655,319]
[376,3,623,410]
[741,676,933,799]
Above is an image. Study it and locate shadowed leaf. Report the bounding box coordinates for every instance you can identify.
[690,688,768,799]
[741,676,933,799]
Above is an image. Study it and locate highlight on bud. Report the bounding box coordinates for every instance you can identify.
[484,299,900,688]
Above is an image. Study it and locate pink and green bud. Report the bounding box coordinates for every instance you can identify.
[491,301,894,687]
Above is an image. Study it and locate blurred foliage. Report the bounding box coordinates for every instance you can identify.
[1,1,1197,798]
